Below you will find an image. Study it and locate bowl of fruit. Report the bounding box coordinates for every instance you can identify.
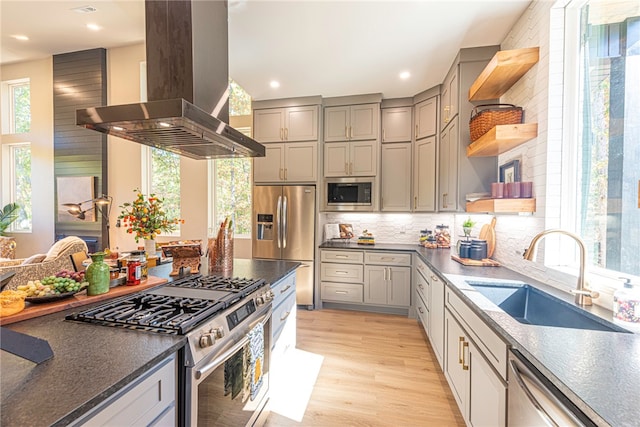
[17,270,89,304]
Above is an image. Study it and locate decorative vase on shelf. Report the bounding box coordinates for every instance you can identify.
[144,238,156,258]
[86,252,110,296]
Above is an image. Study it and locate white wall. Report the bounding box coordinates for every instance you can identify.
[0,58,55,257]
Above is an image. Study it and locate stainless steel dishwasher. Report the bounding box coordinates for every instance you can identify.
[508,350,596,427]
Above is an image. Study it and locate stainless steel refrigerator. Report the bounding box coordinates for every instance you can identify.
[252,185,315,307]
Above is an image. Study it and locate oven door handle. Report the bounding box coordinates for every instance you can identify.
[195,310,272,380]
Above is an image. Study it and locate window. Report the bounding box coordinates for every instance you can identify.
[209,80,253,237]
[2,143,32,232]
[142,147,181,234]
[1,78,31,134]
[564,0,639,276]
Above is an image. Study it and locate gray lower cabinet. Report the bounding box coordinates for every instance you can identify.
[415,255,444,368]
[320,249,411,309]
[73,355,177,426]
[444,287,507,426]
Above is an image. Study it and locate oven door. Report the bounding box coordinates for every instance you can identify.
[185,308,272,426]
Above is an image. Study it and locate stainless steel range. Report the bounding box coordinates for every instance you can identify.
[67,274,275,426]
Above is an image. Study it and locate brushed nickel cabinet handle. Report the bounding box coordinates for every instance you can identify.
[383,129,386,142]
[349,162,353,175]
[280,285,291,294]
[280,128,284,140]
[345,162,349,175]
[335,290,348,294]
[415,124,418,139]
[414,196,417,209]
[280,311,291,321]
[279,168,284,180]
[284,127,289,140]
[284,168,288,181]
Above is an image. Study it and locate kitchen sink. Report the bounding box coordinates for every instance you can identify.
[467,282,630,333]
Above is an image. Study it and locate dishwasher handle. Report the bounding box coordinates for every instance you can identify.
[509,359,558,427]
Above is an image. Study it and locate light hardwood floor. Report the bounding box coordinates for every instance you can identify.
[265,309,465,426]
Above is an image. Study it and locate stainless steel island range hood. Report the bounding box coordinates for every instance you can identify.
[76,0,264,159]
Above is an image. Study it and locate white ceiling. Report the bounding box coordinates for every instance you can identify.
[1,0,532,101]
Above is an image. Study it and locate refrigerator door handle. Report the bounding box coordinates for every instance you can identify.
[282,196,288,248]
[276,195,282,249]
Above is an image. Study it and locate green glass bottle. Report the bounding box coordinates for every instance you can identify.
[86,252,110,296]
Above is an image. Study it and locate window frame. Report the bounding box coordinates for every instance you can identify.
[1,78,30,135]
[1,142,32,233]
[556,0,640,283]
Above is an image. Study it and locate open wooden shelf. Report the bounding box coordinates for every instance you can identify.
[468,47,540,101]
[466,198,536,213]
[467,123,538,157]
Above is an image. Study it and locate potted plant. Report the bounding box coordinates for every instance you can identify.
[462,217,475,238]
[118,190,183,255]
[0,203,21,236]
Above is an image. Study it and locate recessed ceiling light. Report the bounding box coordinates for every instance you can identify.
[12,35,29,41]
[159,122,172,128]
[399,71,411,80]
[72,5,98,13]
[86,23,102,31]
[270,80,280,89]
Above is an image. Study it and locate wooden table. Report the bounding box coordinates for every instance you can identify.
[0,276,167,326]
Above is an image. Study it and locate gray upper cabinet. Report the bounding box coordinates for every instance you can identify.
[253,105,319,143]
[441,68,459,129]
[413,136,437,211]
[439,47,499,211]
[414,97,438,139]
[324,104,379,142]
[381,107,413,143]
[381,142,412,211]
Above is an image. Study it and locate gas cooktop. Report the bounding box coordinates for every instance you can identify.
[66,274,268,335]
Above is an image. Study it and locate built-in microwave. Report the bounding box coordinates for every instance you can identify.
[324,177,376,211]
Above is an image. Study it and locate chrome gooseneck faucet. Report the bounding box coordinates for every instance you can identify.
[523,229,599,306]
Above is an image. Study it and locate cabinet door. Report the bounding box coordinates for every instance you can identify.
[381,143,412,211]
[445,310,469,418]
[415,97,437,139]
[413,136,436,211]
[350,104,379,140]
[323,142,349,177]
[324,106,350,142]
[285,105,318,142]
[254,143,284,183]
[350,140,377,176]
[439,120,458,211]
[253,108,284,143]
[364,265,388,305]
[429,270,445,368]
[382,107,412,143]
[468,341,506,427]
[441,67,459,128]
[284,142,317,182]
[387,266,410,307]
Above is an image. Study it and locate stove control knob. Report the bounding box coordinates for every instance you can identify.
[199,328,223,349]
[256,296,265,306]
[199,333,215,348]
[265,290,275,302]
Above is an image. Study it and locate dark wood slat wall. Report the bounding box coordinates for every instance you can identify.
[53,48,108,252]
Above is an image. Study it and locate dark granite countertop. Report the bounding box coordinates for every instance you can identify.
[319,242,640,427]
[0,258,300,427]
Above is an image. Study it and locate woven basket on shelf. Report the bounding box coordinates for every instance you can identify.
[469,104,524,142]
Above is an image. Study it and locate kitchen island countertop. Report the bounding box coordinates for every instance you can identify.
[320,241,640,427]
[0,258,300,427]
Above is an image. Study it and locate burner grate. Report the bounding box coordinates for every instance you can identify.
[169,275,266,296]
[67,293,226,334]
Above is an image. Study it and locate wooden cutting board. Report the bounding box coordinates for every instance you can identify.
[478,216,497,258]
[451,255,500,267]
[0,276,167,326]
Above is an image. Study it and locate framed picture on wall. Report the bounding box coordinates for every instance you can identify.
[57,176,96,222]
[499,159,521,183]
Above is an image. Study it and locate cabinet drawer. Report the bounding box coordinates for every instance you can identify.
[321,282,363,303]
[272,290,296,336]
[416,270,429,307]
[446,288,508,380]
[415,256,429,281]
[271,272,296,308]
[321,250,364,264]
[365,251,411,266]
[416,291,429,332]
[321,263,364,283]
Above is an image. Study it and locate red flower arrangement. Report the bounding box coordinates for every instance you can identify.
[118,189,183,242]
